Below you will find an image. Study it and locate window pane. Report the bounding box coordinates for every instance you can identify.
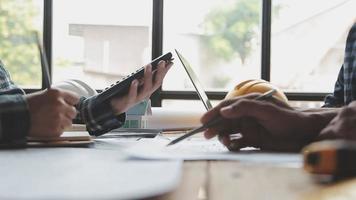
[271,0,356,92]
[52,0,152,89]
[163,0,262,91]
[0,0,43,88]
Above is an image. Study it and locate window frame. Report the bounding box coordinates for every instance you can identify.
[38,0,328,105]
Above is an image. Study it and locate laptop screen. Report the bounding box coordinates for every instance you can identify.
[175,49,213,111]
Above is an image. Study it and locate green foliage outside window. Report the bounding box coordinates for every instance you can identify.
[203,0,260,64]
[0,0,41,87]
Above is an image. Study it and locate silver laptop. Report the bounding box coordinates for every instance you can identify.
[175,49,213,110]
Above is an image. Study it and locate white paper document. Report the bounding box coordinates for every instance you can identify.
[0,148,181,200]
[124,137,302,165]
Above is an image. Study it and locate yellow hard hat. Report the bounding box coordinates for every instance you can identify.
[225,79,288,103]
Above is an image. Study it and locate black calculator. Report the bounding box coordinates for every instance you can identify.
[95,52,173,103]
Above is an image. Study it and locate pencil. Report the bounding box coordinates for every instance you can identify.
[34,31,51,89]
[166,89,277,146]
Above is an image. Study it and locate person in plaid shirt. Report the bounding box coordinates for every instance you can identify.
[324,23,356,107]
[0,60,172,145]
[201,23,356,152]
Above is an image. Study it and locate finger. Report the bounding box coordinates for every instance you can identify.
[203,119,236,139]
[52,129,63,137]
[158,64,173,89]
[53,115,72,135]
[152,61,168,90]
[165,61,174,69]
[61,90,80,105]
[201,99,239,124]
[158,60,166,68]
[64,105,77,119]
[218,134,231,146]
[204,128,217,139]
[227,137,251,151]
[142,65,153,92]
[62,117,73,129]
[128,80,139,104]
[204,127,225,139]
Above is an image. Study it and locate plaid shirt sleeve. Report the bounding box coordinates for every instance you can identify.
[0,61,30,145]
[323,23,356,107]
[323,65,345,107]
[75,95,126,136]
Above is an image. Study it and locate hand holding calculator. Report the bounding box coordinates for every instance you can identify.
[95,52,173,104]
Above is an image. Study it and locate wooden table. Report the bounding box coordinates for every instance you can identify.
[8,127,356,200]
[153,161,356,200]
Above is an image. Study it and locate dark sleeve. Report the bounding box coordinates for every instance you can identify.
[74,96,126,136]
[0,60,30,145]
[323,65,345,107]
[0,94,30,145]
